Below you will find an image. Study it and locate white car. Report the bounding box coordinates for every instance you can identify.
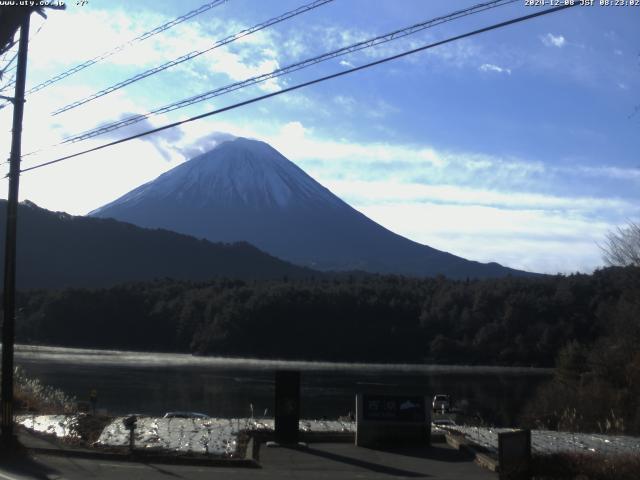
[432,418,456,427]
[163,411,209,419]
[432,394,451,412]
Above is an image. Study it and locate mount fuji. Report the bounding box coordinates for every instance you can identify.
[90,137,530,279]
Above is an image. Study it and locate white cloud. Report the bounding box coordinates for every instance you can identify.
[425,38,482,68]
[325,179,631,213]
[332,95,356,114]
[333,95,356,108]
[25,5,288,116]
[356,202,609,273]
[329,96,398,119]
[282,35,309,58]
[541,33,566,48]
[274,91,321,112]
[314,25,371,52]
[268,126,444,168]
[297,23,484,72]
[479,63,511,75]
[205,51,281,89]
[367,99,400,119]
[268,129,547,188]
[280,121,309,141]
[28,8,215,72]
[576,165,640,181]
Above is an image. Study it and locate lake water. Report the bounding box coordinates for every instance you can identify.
[14,345,552,427]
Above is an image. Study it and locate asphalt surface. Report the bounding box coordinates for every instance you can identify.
[0,441,496,480]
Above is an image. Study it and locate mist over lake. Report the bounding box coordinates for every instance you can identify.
[15,345,550,427]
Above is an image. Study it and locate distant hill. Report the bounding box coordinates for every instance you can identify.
[0,200,316,289]
[91,137,533,279]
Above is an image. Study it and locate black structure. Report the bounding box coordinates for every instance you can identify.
[274,370,300,444]
[1,10,29,447]
[498,429,531,480]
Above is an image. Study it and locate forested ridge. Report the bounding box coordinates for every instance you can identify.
[0,200,315,289]
[13,266,639,368]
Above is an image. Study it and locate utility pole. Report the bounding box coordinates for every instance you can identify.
[1,10,30,447]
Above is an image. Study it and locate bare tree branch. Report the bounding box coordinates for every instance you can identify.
[600,221,640,267]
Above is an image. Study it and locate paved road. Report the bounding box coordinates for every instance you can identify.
[0,442,496,479]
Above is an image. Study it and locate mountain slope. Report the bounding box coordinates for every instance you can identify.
[0,200,315,289]
[91,137,532,279]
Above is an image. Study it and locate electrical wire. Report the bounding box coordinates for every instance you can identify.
[60,0,518,145]
[26,0,228,95]
[0,43,19,97]
[51,0,335,116]
[18,0,515,159]
[19,3,577,175]
[0,39,16,59]
[0,72,16,93]
[0,18,43,91]
[0,21,54,109]
[0,50,18,74]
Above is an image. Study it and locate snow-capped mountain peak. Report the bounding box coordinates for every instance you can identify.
[94,138,341,213]
[90,136,529,279]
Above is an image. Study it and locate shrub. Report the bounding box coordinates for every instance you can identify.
[13,367,77,414]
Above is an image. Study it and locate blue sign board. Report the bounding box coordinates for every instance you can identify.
[362,395,425,422]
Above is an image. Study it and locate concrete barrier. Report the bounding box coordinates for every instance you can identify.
[499,429,531,479]
[445,431,499,472]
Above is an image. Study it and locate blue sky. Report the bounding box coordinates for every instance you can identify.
[0,0,638,274]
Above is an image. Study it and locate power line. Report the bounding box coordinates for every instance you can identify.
[51,0,335,116]
[0,43,19,104]
[20,0,513,158]
[0,53,17,88]
[0,72,16,93]
[26,0,228,95]
[0,71,17,111]
[0,50,18,73]
[0,39,16,59]
[1,61,17,76]
[20,3,577,175]
[0,22,44,105]
[60,0,518,145]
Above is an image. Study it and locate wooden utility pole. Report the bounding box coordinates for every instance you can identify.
[1,10,30,447]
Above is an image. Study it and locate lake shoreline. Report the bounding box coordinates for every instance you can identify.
[13,344,553,375]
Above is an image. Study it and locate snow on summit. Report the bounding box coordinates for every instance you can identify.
[93,137,340,212]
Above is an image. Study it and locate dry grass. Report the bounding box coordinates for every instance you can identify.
[13,366,77,414]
